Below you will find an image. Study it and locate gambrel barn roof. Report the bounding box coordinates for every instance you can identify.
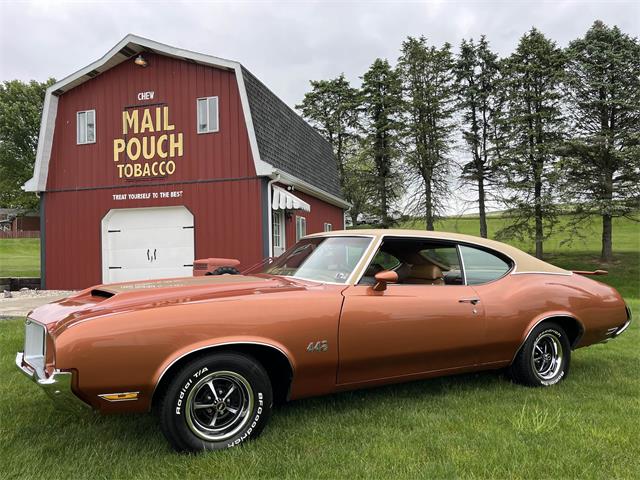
[25,34,347,207]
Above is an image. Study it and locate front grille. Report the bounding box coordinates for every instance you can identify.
[193,262,209,270]
[24,319,46,376]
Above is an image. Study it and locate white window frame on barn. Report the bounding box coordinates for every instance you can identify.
[272,212,282,248]
[296,216,307,242]
[324,222,333,232]
[76,110,96,145]
[196,96,219,134]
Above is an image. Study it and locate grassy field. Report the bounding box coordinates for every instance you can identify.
[0,217,638,478]
[401,213,640,255]
[0,238,40,277]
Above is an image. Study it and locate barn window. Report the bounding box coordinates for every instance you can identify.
[296,216,307,242]
[197,96,219,133]
[77,110,96,144]
[324,223,333,232]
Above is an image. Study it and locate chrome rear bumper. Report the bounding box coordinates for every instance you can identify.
[614,304,633,338]
[16,352,90,412]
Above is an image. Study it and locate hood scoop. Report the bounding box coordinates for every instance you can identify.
[90,288,116,299]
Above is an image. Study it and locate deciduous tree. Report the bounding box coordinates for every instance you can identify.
[296,74,360,184]
[0,79,55,210]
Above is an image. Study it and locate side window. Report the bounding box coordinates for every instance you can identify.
[459,245,511,285]
[77,110,96,144]
[417,246,463,285]
[197,96,219,133]
[358,237,463,286]
[372,250,401,271]
[359,250,400,285]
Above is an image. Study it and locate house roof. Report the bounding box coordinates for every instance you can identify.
[24,34,348,208]
[241,68,342,198]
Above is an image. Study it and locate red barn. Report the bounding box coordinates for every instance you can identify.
[25,34,347,290]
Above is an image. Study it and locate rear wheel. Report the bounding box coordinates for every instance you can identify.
[509,322,570,387]
[157,352,272,452]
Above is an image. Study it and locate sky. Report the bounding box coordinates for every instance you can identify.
[1,0,638,214]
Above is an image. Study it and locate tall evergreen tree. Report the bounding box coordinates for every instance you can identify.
[296,74,360,184]
[455,36,500,238]
[398,37,456,230]
[0,79,55,210]
[561,21,640,261]
[495,29,565,259]
[360,59,403,228]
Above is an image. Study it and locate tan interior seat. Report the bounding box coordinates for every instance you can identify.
[407,264,445,285]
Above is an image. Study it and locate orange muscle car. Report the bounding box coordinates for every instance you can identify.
[16,230,632,452]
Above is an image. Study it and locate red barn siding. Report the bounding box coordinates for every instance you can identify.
[44,179,263,290]
[47,52,255,191]
[283,187,344,248]
[41,51,345,289]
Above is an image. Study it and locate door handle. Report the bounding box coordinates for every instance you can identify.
[459,298,480,305]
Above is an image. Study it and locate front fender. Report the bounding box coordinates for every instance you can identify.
[150,335,297,398]
[53,285,343,412]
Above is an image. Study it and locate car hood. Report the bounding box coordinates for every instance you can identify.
[28,274,311,332]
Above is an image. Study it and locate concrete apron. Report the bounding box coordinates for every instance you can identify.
[0,294,69,320]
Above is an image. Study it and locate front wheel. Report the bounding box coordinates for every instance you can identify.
[157,352,273,452]
[509,322,571,387]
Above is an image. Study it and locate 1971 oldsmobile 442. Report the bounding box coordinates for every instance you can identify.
[16,230,632,452]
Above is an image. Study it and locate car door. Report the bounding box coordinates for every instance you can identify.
[337,239,486,385]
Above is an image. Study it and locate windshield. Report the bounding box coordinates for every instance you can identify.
[262,236,372,284]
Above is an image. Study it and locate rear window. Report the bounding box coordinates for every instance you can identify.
[459,245,512,285]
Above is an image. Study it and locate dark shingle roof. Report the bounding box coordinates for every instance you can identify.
[241,67,343,199]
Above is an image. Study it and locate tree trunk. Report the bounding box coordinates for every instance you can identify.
[380,175,389,229]
[478,176,488,238]
[425,188,434,230]
[601,214,613,261]
[601,171,614,261]
[350,211,359,228]
[534,175,543,259]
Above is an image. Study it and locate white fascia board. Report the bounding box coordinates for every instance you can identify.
[274,170,351,209]
[25,92,58,192]
[232,65,272,176]
[23,34,271,192]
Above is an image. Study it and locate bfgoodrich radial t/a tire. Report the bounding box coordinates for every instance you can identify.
[158,352,273,452]
[509,322,571,387]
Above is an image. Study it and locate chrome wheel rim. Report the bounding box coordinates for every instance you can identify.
[185,370,254,442]
[531,332,563,381]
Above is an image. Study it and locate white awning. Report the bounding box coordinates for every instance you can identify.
[271,185,311,212]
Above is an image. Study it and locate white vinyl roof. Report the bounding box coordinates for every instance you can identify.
[271,186,311,212]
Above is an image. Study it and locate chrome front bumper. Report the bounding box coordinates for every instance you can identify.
[15,352,90,412]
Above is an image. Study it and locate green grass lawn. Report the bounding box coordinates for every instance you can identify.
[0,238,40,277]
[401,213,640,255]
[0,218,638,478]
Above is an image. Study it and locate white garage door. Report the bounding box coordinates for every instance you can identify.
[101,206,194,284]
